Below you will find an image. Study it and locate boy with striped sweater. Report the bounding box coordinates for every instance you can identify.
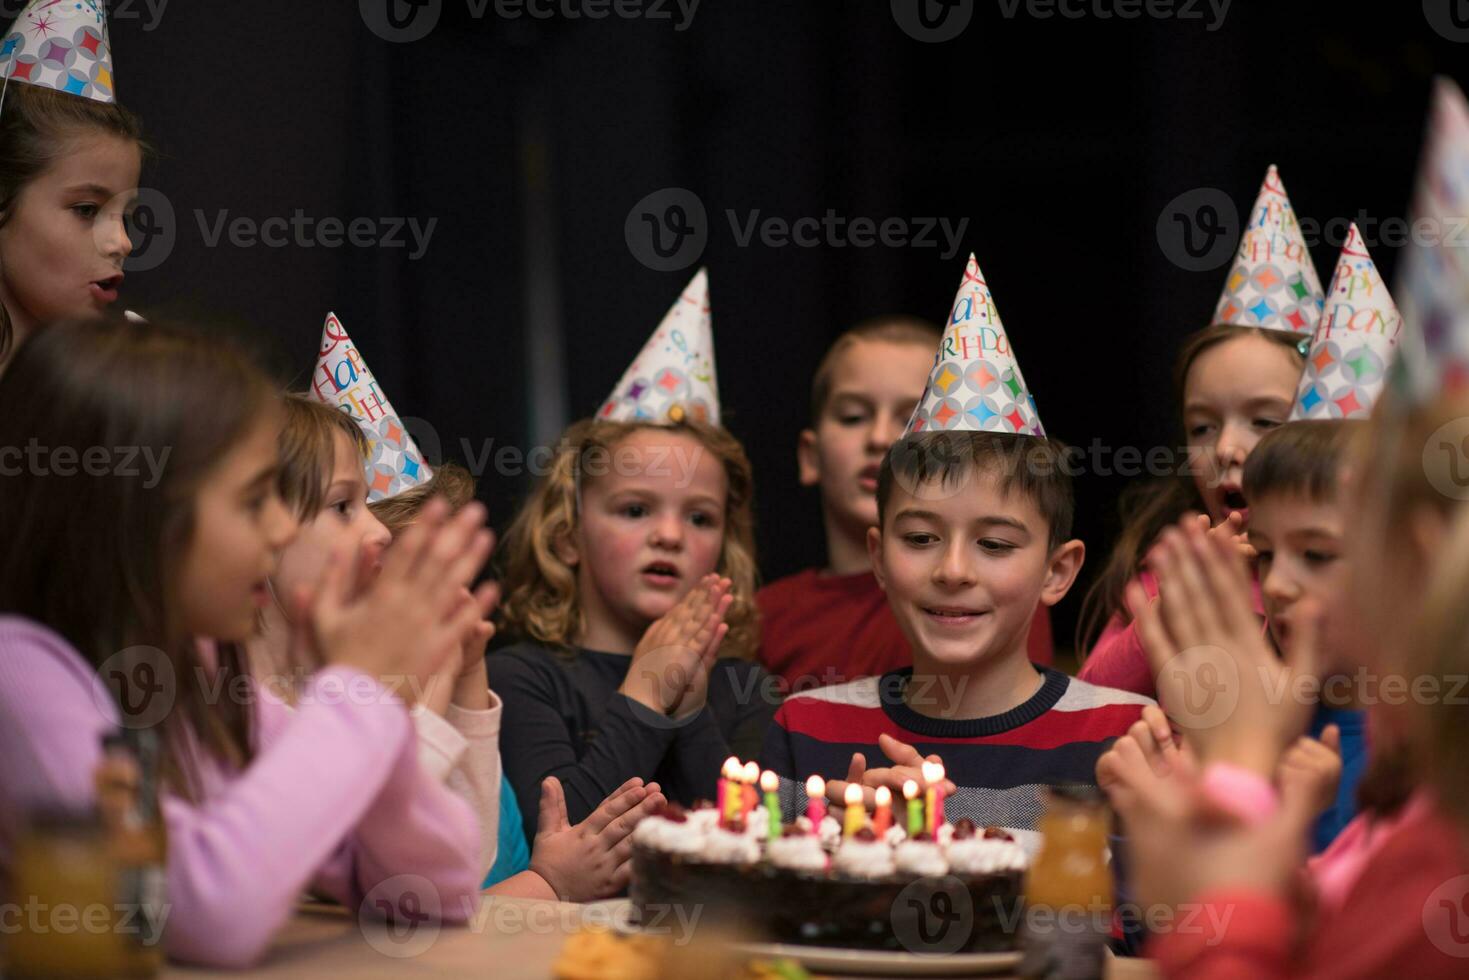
[759,430,1151,844]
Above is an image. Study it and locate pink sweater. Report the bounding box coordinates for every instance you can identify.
[0,616,482,968]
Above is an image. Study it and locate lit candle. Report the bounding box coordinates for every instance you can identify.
[922,761,946,832]
[842,783,866,838]
[872,785,893,836]
[742,761,760,816]
[718,756,740,827]
[805,775,827,832]
[904,779,923,836]
[719,758,740,828]
[760,770,781,840]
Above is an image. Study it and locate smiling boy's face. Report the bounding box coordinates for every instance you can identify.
[1248,491,1358,675]
[868,466,1082,669]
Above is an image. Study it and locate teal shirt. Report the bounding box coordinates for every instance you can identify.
[482,774,531,888]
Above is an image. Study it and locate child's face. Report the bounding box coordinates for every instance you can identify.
[0,135,140,336]
[566,429,727,636]
[1248,491,1356,673]
[1182,334,1300,526]
[272,431,393,611]
[799,339,934,541]
[868,469,1082,669]
[177,415,298,642]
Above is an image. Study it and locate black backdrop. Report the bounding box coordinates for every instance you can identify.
[107,1,1469,653]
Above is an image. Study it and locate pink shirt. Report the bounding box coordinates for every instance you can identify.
[1079,570,1266,698]
[0,616,481,968]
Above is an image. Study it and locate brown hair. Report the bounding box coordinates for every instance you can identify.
[809,316,942,425]
[876,431,1076,551]
[369,462,477,537]
[497,418,760,659]
[276,395,368,519]
[1076,323,1307,654]
[0,316,277,793]
[1242,420,1365,505]
[0,85,147,361]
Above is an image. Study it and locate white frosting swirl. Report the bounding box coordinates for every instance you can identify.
[743,806,772,838]
[945,837,1029,876]
[700,827,760,865]
[686,807,722,834]
[883,824,909,847]
[894,839,949,877]
[832,839,896,879]
[633,815,705,856]
[817,815,842,853]
[766,833,828,873]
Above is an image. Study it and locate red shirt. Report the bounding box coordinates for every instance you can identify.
[756,568,1053,694]
[1150,794,1469,979]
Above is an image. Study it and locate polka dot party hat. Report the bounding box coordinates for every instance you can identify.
[904,253,1044,437]
[1,0,115,106]
[598,268,721,426]
[1213,165,1324,334]
[1289,223,1403,420]
[308,312,434,503]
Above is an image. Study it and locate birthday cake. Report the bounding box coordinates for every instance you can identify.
[629,767,1028,953]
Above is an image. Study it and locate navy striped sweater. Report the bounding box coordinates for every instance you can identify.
[758,666,1153,846]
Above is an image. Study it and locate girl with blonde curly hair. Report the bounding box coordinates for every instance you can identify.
[490,416,778,841]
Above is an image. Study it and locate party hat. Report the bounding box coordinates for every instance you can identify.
[1393,78,1469,406]
[598,269,720,425]
[308,312,433,502]
[1289,224,1403,420]
[1213,165,1324,334]
[0,0,115,105]
[904,254,1044,437]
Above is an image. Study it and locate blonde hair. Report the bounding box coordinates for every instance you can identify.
[497,417,760,660]
[809,316,941,425]
[369,462,477,536]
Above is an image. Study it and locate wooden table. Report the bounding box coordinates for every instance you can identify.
[165,897,1160,979]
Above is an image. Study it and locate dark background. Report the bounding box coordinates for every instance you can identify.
[107,0,1468,654]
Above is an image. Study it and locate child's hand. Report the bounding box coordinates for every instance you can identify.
[619,575,730,716]
[825,735,957,810]
[1097,705,1198,807]
[1200,510,1255,561]
[418,585,500,714]
[308,498,496,703]
[1108,753,1318,915]
[1128,516,1320,776]
[528,776,666,902]
[667,578,733,720]
[1276,724,1342,818]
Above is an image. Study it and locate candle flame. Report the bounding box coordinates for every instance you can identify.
[874,786,892,805]
[760,770,779,793]
[844,783,864,805]
[722,756,741,779]
[921,760,944,783]
[805,774,825,797]
[903,779,919,800]
[742,760,760,783]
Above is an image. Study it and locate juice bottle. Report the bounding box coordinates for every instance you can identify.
[1020,785,1113,980]
[96,728,167,977]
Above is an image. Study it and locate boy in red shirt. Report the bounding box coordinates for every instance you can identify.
[759,317,1052,694]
